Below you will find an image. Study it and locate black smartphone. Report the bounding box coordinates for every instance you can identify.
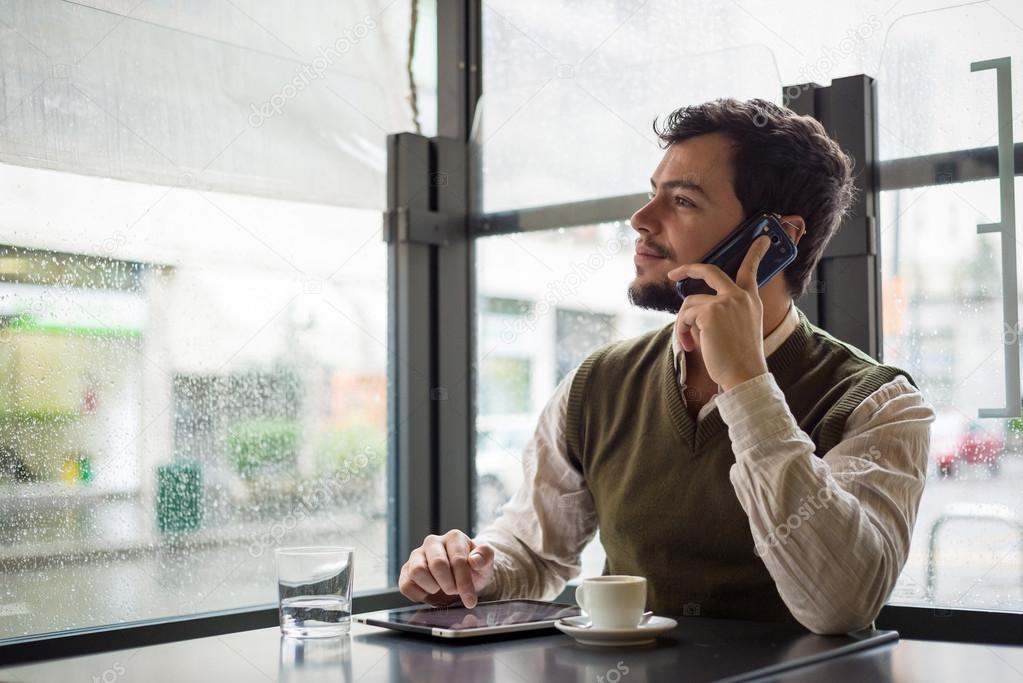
[675,210,798,299]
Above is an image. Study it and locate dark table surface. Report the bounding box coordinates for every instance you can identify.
[1,615,1022,682]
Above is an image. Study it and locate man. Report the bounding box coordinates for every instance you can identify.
[397,98,935,635]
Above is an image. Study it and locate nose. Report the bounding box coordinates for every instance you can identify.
[630,197,658,235]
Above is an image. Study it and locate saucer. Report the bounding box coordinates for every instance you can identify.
[554,615,678,647]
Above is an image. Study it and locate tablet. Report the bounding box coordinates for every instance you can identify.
[356,599,583,638]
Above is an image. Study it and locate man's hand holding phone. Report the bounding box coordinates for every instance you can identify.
[667,234,772,392]
[399,530,496,608]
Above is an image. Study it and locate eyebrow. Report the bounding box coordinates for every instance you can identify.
[649,177,712,202]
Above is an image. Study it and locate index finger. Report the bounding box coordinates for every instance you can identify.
[736,234,772,291]
[445,534,478,608]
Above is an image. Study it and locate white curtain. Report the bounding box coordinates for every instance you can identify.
[0,0,415,211]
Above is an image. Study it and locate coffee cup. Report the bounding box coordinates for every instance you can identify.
[575,575,647,629]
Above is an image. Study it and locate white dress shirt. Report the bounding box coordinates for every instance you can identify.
[474,302,935,634]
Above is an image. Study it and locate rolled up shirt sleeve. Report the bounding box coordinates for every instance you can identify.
[473,367,599,601]
[717,371,935,634]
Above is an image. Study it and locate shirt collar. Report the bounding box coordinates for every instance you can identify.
[671,300,799,383]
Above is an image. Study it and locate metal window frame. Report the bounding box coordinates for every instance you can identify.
[3,0,1022,665]
[387,0,480,574]
[470,142,1023,230]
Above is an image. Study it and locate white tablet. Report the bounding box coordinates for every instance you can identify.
[356,599,582,638]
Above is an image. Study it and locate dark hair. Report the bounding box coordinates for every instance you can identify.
[653,97,857,299]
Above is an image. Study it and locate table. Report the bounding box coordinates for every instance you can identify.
[1,616,1021,682]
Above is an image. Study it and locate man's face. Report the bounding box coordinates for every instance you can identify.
[628,133,746,313]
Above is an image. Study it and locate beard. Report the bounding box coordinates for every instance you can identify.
[627,278,682,314]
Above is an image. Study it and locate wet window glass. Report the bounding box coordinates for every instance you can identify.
[0,0,419,639]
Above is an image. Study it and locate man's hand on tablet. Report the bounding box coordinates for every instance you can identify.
[399,530,496,608]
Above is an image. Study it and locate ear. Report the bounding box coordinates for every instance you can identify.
[779,215,806,246]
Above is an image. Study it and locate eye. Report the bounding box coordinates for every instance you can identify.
[647,191,656,200]
[674,195,695,208]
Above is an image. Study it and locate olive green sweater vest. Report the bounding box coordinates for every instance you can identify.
[564,306,916,624]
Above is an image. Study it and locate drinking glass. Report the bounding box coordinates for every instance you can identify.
[275,546,354,637]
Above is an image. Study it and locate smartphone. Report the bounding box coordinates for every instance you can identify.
[675,211,798,299]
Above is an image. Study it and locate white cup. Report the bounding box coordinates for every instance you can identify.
[575,575,647,629]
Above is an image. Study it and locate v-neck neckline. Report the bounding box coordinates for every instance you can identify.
[660,307,814,455]
[662,338,726,454]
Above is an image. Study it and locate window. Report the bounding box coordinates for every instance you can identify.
[881,181,1023,611]
[478,297,534,415]
[876,3,1023,613]
[474,0,1023,619]
[478,356,532,415]
[555,308,617,383]
[0,0,419,639]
